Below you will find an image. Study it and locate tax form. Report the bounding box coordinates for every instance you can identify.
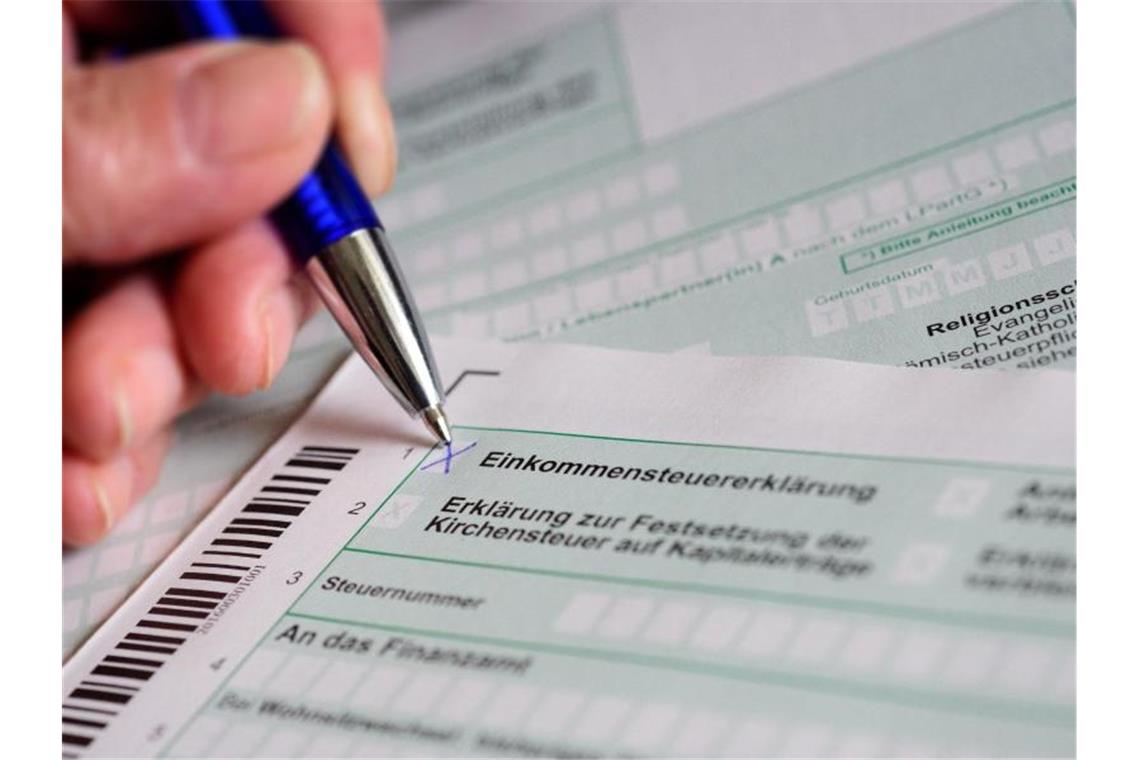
[63,0,1076,677]
[63,340,1074,758]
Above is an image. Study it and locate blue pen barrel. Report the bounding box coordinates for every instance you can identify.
[175,0,381,262]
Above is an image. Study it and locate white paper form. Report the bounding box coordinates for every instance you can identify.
[62,0,1076,653]
[63,339,1074,758]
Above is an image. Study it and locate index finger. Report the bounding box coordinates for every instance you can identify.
[65,0,397,198]
[269,0,396,197]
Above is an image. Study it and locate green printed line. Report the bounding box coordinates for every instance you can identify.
[415,103,1075,321]
[390,10,608,101]
[602,6,642,149]
[841,179,1076,274]
[282,611,1074,729]
[338,547,1074,639]
[159,450,432,756]
[405,96,1073,248]
[394,1,1071,239]
[397,100,629,191]
[451,423,1074,476]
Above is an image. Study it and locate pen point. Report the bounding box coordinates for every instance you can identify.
[421,404,453,446]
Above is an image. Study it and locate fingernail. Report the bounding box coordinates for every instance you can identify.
[89,455,133,538]
[180,42,328,164]
[117,348,184,447]
[113,383,133,450]
[90,473,115,536]
[258,284,304,390]
[340,78,398,196]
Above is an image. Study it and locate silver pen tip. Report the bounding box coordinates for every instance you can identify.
[421,404,453,446]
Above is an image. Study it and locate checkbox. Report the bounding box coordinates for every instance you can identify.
[671,711,729,755]
[527,204,562,236]
[889,632,946,680]
[658,249,697,285]
[566,191,601,223]
[910,166,953,200]
[651,205,688,240]
[994,644,1053,693]
[533,289,572,322]
[416,282,447,311]
[987,243,1033,280]
[787,618,846,664]
[452,232,485,262]
[1033,229,1076,266]
[643,162,680,196]
[832,733,885,757]
[494,302,532,335]
[605,176,641,209]
[436,678,493,722]
[490,218,523,249]
[552,591,611,634]
[619,703,680,753]
[574,278,614,312]
[265,654,325,694]
[804,299,849,337]
[568,696,633,744]
[939,259,987,296]
[350,664,410,710]
[391,672,452,714]
[699,234,738,273]
[779,723,833,757]
[890,543,950,585]
[782,205,822,242]
[838,624,894,672]
[641,600,701,646]
[868,180,908,214]
[532,247,568,278]
[895,270,943,308]
[721,719,779,756]
[739,219,781,257]
[995,135,1039,171]
[825,195,866,229]
[525,690,585,735]
[610,219,648,254]
[309,661,368,704]
[492,260,528,291]
[952,152,996,185]
[688,606,749,651]
[450,272,488,301]
[229,648,288,692]
[932,478,990,518]
[375,494,422,527]
[595,596,654,639]
[850,288,895,322]
[450,310,489,339]
[616,265,656,301]
[571,235,607,266]
[736,609,795,657]
[1038,120,1075,155]
[481,684,538,729]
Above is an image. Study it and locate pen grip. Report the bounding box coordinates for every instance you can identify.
[175,0,382,262]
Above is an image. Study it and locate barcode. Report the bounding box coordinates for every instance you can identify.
[61,445,359,757]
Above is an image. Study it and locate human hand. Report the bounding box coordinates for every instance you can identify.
[63,1,396,545]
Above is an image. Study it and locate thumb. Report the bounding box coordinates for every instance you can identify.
[64,40,332,264]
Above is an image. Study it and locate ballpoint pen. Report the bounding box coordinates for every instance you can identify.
[172,0,453,446]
